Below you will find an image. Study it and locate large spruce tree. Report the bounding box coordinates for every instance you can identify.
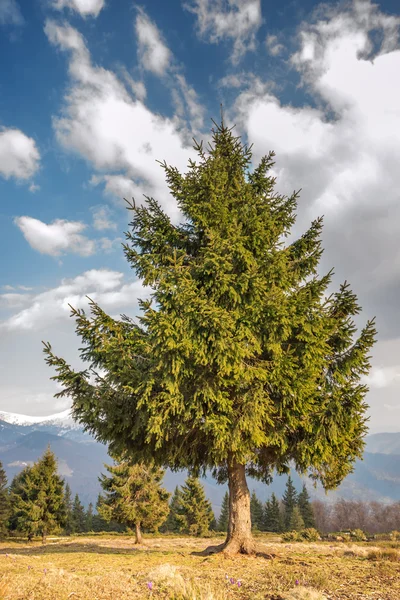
[44,120,376,554]
[99,460,169,543]
[0,462,10,537]
[10,447,65,543]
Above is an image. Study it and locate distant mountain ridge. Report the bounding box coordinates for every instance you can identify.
[1,409,400,510]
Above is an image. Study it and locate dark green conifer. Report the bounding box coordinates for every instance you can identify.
[282,476,298,531]
[164,486,183,533]
[263,493,282,533]
[72,494,86,533]
[99,460,169,543]
[0,461,10,537]
[64,483,73,535]
[9,447,65,543]
[298,483,315,528]
[289,506,305,531]
[176,476,214,536]
[250,491,264,531]
[218,491,229,532]
[44,120,377,554]
[86,502,94,532]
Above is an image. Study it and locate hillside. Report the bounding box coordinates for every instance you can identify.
[1,410,400,510]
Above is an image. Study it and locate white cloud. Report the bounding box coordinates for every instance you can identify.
[0,128,40,180]
[1,269,146,331]
[44,20,198,221]
[91,205,117,231]
[384,403,400,411]
[184,0,262,63]
[135,9,171,75]
[0,0,23,25]
[363,366,400,389]
[266,34,283,56]
[50,0,104,18]
[15,216,96,257]
[232,0,400,323]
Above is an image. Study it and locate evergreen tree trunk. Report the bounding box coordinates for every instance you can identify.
[42,528,47,544]
[134,522,142,544]
[205,460,255,555]
[224,461,255,554]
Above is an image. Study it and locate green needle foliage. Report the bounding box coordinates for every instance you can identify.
[250,491,264,531]
[289,505,305,532]
[0,461,10,537]
[71,493,86,533]
[64,483,74,535]
[43,120,376,549]
[176,476,214,536]
[9,447,66,543]
[218,491,229,532]
[99,460,170,543]
[264,493,282,533]
[164,486,183,533]
[298,483,316,528]
[282,476,298,531]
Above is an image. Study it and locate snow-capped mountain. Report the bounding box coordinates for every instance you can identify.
[0,409,77,428]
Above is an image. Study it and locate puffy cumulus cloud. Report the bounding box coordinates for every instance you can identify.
[0,128,40,180]
[90,205,117,231]
[50,0,104,18]
[0,0,23,26]
[1,269,146,332]
[184,0,262,63]
[15,216,95,257]
[44,19,200,222]
[135,8,171,76]
[233,0,400,338]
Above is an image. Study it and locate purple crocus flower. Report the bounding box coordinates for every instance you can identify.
[237,580,242,587]
[147,581,153,590]
[295,579,299,585]
[43,569,47,575]
[230,578,235,585]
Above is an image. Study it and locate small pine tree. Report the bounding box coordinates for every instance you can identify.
[9,447,66,543]
[86,502,94,532]
[99,460,170,543]
[289,506,305,531]
[282,476,298,531]
[218,491,229,532]
[298,483,315,528]
[264,493,283,533]
[71,494,86,533]
[176,476,214,536]
[250,491,264,531]
[0,461,10,537]
[64,483,74,535]
[163,486,182,533]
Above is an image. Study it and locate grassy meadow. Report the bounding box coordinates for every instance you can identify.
[0,533,399,600]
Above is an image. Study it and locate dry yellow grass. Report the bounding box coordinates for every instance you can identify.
[0,534,399,600]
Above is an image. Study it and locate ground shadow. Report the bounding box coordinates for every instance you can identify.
[0,542,174,557]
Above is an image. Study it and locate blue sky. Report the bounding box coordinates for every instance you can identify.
[1,0,400,433]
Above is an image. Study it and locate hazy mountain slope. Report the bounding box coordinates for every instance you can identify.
[365,432,400,455]
[1,411,400,510]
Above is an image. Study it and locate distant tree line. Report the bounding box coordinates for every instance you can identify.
[2,451,400,542]
[312,498,400,534]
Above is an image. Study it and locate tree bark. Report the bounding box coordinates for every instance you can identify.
[204,460,256,555]
[134,522,143,544]
[42,528,47,545]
